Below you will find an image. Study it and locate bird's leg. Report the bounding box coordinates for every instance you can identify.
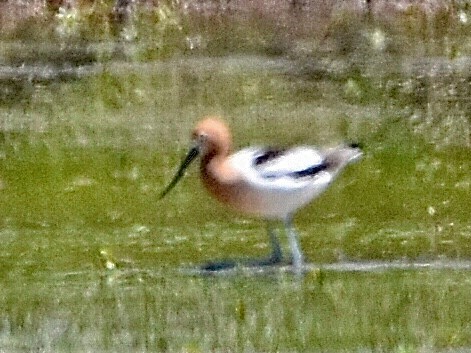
[285,216,304,274]
[244,222,283,267]
[267,222,283,264]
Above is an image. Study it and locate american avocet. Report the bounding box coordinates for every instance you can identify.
[160,117,362,274]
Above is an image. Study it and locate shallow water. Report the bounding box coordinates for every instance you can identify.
[1,9,471,351]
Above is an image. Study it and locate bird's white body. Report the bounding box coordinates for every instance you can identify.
[228,147,334,219]
[160,117,362,274]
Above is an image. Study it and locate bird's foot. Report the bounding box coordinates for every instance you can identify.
[200,259,237,272]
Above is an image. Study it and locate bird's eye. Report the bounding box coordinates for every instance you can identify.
[198,133,208,143]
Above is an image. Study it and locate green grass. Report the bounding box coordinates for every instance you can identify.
[0,25,471,350]
[2,264,471,352]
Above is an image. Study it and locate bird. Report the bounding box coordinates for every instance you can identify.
[160,117,362,274]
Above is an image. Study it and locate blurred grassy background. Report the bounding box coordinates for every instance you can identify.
[0,1,471,352]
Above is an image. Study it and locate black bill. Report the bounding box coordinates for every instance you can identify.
[159,146,199,199]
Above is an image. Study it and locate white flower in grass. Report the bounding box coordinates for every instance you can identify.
[55,6,80,37]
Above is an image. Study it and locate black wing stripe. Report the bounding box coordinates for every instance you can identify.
[254,148,286,166]
[261,161,329,179]
[289,162,329,178]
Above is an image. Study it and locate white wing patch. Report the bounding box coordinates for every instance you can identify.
[229,147,331,191]
[256,147,324,178]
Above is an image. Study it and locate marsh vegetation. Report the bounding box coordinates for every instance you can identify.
[0,0,471,352]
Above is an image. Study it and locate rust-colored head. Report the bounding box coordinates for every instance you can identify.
[191,117,232,158]
[160,116,232,199]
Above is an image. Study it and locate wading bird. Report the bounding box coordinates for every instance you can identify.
[160,117,362,274]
